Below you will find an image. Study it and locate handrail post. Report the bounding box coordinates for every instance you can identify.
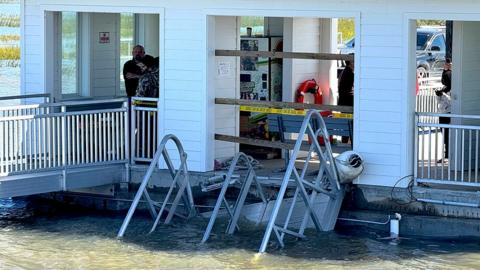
[124,100,130,183]
[414,113,419,186]
[130,99,135,165]
[61,105,67,191]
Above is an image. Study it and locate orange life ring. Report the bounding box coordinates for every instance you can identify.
[295,79,323,104]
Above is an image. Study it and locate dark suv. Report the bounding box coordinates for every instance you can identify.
[416,27,446,78]
[338,27,446,78]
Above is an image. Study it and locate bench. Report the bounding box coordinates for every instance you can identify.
[267,114,353,165]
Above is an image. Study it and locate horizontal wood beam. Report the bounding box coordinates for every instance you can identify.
[215,134,311,151]
[215,98,353,113]
[215,49,354,61]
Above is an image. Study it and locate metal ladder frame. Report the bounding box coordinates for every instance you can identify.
[259,110,342,253]
[117,134,195,237]
[201,152,268,243]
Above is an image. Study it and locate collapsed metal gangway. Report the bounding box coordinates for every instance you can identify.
[201,152,268,243]
[117,134,196,237]
[258,109,344,252]
[201,110,345,253]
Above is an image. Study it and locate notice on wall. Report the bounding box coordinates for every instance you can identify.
[99,32,110,43]
[217,62,231,77]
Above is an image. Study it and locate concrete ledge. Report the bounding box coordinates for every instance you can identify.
[338,209,480,239]
[344,184,480,219]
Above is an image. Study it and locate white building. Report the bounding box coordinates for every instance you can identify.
[17,0,480,192]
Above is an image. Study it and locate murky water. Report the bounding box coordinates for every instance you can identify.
[0,198,479,270]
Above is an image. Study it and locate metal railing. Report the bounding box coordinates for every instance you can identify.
[415,112,480,187]
[0,98,129,176]
[0,93,51,103]
[415,76,443,124]
[131,97,158,163]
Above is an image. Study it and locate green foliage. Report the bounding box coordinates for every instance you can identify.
[417,20,445,27]
[120,13,134,39]
[0,35,19,42]
[240,16,264,28]
[0,15,19,27]
[0,46,20,60]
[338,18,354,43]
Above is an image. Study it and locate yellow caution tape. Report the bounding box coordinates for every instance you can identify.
[240,106,305,116]
[240,106,353,119]
[332,112,353,119]
[132,100,157,106]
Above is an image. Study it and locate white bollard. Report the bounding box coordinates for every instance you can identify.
[390,213,402,238]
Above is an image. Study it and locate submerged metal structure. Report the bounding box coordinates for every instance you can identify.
[200,110,345,253]
[117,134,196,237]
[201,152,268,243]
[258,110,344,253]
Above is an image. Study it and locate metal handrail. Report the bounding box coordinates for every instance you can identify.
[118,134,195,237]
[416,112,480,119]
[0,93,51,101]
[0,98,127,111]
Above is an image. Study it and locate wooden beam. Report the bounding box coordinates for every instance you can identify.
[215,49,354,61]
[215,134,311,151]
[215,98,353,113]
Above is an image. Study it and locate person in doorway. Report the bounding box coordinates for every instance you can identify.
[123,45,154,97]
[338,59,354,107]
[338,59,354,143]
[136,57,159,98]
[436,57,452,162]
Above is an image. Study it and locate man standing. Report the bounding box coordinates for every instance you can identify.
[338,60,354,143]
[436,58,452,162]
[123,45,154,97]
[338,60,354,107]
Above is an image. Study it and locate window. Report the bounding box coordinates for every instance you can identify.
[120,13,135,93]
[431,35,445,52]
[416,32,432,50]
[61,12,77,95]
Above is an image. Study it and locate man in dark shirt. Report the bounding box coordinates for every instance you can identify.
[338,60,354,107]
[123,45,154,97]
[436,58,452,162]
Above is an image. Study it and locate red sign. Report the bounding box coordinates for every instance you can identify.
[99,32,110,44]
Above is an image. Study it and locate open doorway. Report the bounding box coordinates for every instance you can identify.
[211,15,356,171]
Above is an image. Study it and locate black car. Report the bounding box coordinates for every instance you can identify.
[338,27,446,78]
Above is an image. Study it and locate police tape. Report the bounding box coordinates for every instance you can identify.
[239,106,353,119]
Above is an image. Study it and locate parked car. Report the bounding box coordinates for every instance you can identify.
[338,27,446,78]
[416,27,446,78]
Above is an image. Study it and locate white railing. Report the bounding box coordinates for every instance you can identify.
[415,112,480,187]
[0,99,129,176]
[415,76,443,124]
[131,97,158,163]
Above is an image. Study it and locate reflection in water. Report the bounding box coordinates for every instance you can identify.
[0,198,479,269]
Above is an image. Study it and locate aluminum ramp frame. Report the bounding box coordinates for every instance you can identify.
[117,134,196,237]
[259,110,344,253]
[201,152,268,243]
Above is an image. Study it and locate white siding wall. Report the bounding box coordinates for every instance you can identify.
[213,16,238,160]
[163,9,207,171]
[91,13,119,97]
[355,9,404,186]
[22,0,43,96]
[24,0,480,183]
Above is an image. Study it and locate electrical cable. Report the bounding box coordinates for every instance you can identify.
[390,174,417,205]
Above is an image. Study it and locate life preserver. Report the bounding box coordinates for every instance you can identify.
[295,79,323,104]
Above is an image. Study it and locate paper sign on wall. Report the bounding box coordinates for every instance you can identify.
[217,62,231,77]
[99,32,110,43]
